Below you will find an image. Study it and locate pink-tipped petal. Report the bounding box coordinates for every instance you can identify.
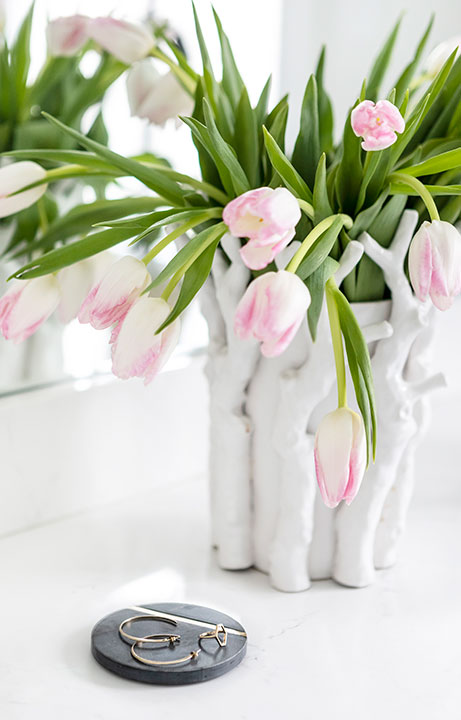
[0,276,61,343]
[87,17,154,64]
[46,15,89,56]
[351,99,405,152]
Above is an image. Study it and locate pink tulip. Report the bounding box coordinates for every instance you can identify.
[0,161,47,219]
[408,220,461,311]
[234,270,310,357]
[0,276,61,343]
[78,256,151,330]
[87,17,154,64]
[314,407,367,509]
[351,100,405,151]
[111,296,180,384]
[126,61,193,127]
[223,188,301,270]
[46,15,90,56]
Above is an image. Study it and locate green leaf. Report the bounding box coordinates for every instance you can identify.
[315,47,334,153]
[313,153,332,223]
[145,222,227,292]
[296,216,344,280]
[202,99,250,194]
[350,189,389,239]
[212,7,245,108]
[263,126,313,202]
[10,2,34,114]
[355,151,383,213]
[391,183,461,196]
[255,75,272,125]
[335,104,363,214]
[440,195,461,223]
[306,256,338,340]
[10,197,165,258]
[366,16,402,101]
[354,194,406,301]
[41,112,186,205]
[156,239,219,333]
[394,16,433,105]
[234,88,259,187]
[11,226,139,280]
[292,75,321,188]
[334,287,377,461]
[397,147,461,177]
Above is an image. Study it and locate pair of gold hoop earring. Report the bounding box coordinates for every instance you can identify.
[119,615,228,667]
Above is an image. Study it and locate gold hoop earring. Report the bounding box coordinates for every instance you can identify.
[199,623,227,648]
[119,615,180,645]
[131,638,201,667]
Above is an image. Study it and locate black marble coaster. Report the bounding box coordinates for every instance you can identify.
[91,602,247,685]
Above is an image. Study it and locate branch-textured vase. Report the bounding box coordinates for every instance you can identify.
[201,210,444,591]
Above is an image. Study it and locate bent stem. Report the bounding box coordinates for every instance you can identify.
[389,172,440,221]
[325,277,347,408]
[142,212,218,265]
[285,214,352,274]
[298,198,315,219]
[150,47,197,95]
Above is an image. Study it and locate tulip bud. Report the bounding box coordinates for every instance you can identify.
[234,270,310,357]
[46,15,89,56]
[351,99,405,151]
[126,61,193,127]
[78,255,151,330]
[314,407,367,509]
[0,276,61,343]
[87,17,154,64]
[223,187,301,270]
[408,220,461,311]
[111,296,180,384]
[424,37,461,79]
[0,161,47,219]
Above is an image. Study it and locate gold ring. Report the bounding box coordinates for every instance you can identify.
[119,615,180,645]
[199,623,227,647]
[131,638,201,667]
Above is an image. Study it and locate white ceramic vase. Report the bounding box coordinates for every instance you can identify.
[201,209,446,591]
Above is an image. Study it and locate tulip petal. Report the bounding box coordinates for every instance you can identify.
[0,162,47,218]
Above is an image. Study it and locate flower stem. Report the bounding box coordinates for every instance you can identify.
[389,172,440,221]
[297,198,314,219]
[149,47,196,95]
[325,277,347,408]
[285,214,353,274]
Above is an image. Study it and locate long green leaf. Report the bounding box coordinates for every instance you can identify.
[306,256,338,340]
[397,147,461,176]
[41,112,186,205]
[203,99,250,194]
[234,88,259,186]
[315,47,334,153]
[394,16,433,105]
[263,126,313,202]
[292,75,321,188]
[212,7,245,108]
[296,217,344,280]
[313,153,332,223]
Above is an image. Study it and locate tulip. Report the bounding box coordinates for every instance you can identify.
[111,296,180,384]
[223,187,301,270]
[234,270,310,357]
[314,407,367,509]
[408,220,461,311]
[57,253,113,323]
[0,161,47,219]
[126,61,193,127]
[46,15,89,56]
[78,256,151,330]
[0,276,61,343]
[424,36,461,79]
[351,100,405,151]
[87,17,154,64]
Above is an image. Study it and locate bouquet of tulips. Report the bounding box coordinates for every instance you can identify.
[1,6,461,509]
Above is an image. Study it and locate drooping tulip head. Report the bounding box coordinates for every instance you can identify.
[111,296,180,384]
[46,15,89,56]
[408,220,461,311]
[314,407,367,509]
[351,100,405,151]
[234,270,311,357]
[223,187,301,270]
[87,17,154,64]
[0,276,61,343]
[127,61,193,126]
[78,256,151,330]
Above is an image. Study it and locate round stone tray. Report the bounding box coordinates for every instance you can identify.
[91,602,247,685]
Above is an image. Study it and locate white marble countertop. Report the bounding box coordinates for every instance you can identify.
[1,472,460,720]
